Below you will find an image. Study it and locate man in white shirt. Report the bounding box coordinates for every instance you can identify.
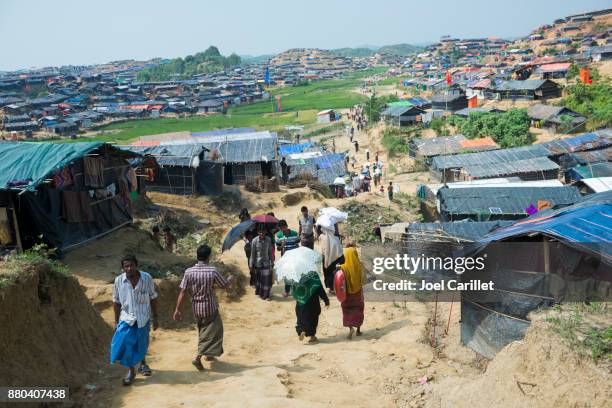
[110,255,159,385]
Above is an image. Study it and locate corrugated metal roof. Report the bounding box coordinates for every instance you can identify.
[463,156,559,178]
[432,144,551,170]
[537,62,571,73]
[579,177,612,193]
[408,221,514,241]
[489,79,551,91]
[439,186,581,215]
[120,144,206,166]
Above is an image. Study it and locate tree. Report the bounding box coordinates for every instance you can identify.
[567,63,580,79]
[203,46,221,58]
[453,109,533,148]
[563,79,612,130]
[226,53,241,67]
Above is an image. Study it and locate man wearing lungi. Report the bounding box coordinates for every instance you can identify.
[110,255,159,385]
[173,244,232,371]
[249,224,274,300]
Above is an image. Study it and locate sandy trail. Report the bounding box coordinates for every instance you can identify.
[75,119,473,407]
[85,234,439,408]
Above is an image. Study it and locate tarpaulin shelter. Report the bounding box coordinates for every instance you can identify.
[0,142,140,253]
[409,135,499,161]
[437,185,581,221]
[459,192,612,358]
[431,144,552,182]
[286,152,347,185]
[145,131,279,185]
[121,144,223,195]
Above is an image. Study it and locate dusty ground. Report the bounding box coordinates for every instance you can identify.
[57,117,610,407]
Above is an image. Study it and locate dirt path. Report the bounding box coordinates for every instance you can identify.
[83,226,453,408]
[73,117,477,407]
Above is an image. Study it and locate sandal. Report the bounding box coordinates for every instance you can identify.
[192,359,205,371]
[138,364,152,376]
[122,372,135,386]
[298,331,306,341]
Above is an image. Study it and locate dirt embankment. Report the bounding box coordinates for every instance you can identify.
[422,320,611,408]
[0,261,111,389]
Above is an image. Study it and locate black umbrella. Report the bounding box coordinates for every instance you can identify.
[222,220,256,252]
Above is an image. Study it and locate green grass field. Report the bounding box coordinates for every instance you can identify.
[82,110,316,143]
[80,68,388,143]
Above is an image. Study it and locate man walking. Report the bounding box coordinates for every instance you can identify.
[280,157,290,184]
[250,224,274,300]
[110,255,159,386]
[173,245,232,371]
[388,181,394,202]
[298,206,316,249]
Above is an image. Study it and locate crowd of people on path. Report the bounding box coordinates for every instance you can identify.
[110,210,371,384]
[108,103,392,386]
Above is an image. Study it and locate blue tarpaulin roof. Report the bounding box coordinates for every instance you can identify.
[0,141,104,190]
[474,191,612,262]
[279,142,316,155]
[542,130,612,155]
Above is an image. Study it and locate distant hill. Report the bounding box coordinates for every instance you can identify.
[240,54,274,64]
[330,47,376,57]
[136,46,241,81]
[377,43,423,56]
[330,43,423,57]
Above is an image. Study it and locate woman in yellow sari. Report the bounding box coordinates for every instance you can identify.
[336,246,366,339]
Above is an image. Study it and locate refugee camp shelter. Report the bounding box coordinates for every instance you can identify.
[542,130,612,157]
[430,144,554,182]
[575,177,612,194]
[0,142,140,253]
[527,104,586,132]
[317,109,337,124]
[567,162,612,181]
[381,105,426,127]
[285,151,347,185]
[123,144,223,195]
[486,79,561,100]
[417,178,564,221]
[437,185,581,221]
[135,131,279,185]
[409,135,499,162]
[536,62,571,79]
[430,92,468,112]
[460,192,612,358]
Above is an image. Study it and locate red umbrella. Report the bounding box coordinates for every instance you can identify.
[252,214,279,224]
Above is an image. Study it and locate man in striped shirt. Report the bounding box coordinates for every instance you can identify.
[110,255,159,386]
[173,244,232,371]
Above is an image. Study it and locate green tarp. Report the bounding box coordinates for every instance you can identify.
[0,142,104,191]
[387,101,414,107]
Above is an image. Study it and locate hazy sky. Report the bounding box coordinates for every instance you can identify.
[0,0,609,70]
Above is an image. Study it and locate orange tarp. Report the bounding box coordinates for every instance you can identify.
[458,137,497,149]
